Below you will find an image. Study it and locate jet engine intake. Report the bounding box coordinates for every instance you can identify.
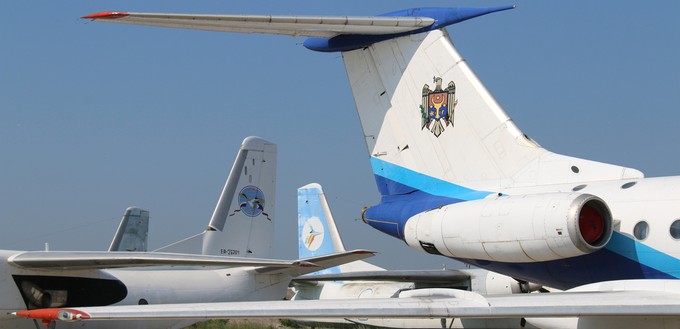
[403,193,612,262]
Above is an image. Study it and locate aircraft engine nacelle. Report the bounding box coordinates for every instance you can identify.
[403,193,613,262]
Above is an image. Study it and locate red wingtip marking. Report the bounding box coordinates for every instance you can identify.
[14,308,91,321]
[14,309,61,320]
[81,11,129,19]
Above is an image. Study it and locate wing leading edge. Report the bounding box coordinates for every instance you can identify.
[14,284,680,322]
[81,12,435,38]
[8,249,373,272]
[7,251,315,270]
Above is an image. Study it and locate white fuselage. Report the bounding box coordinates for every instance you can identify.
[0,250,290,329]
[439,175,680,289]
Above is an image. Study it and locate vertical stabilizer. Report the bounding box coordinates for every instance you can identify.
[202,137,276,258]
[157,137,276,259]
[298,183,383,274]
[341,28,642,197]
[109,207,149,252]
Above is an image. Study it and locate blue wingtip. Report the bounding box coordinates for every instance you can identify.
[304,6,515,52]
[422,6,516,29]
[382,6,515,27]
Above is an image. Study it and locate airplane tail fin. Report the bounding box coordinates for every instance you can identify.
[341,27,642,199]
[108,207,149,252]
[298,183,383,274]
[82,7,643,195]
[157,137,276,258]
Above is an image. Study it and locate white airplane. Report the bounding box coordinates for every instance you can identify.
[3,136,371,329]
[292,183,538,329]
[14,6,680,329]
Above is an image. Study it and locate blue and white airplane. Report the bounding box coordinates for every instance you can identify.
[15,6,680,329]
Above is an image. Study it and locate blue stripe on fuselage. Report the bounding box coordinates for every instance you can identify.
[370,157,492,200]
[366,158,680,289]
[364,191,464,239]
[365,157,491,239]
[459,232,680,290]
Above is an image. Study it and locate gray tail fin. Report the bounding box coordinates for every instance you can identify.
[108,207,149,252]
[157,136,277,258]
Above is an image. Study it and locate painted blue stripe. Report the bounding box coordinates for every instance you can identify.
[365,157,490,240]
[460,232,680,289]
[605,231,680,279]
[365,191,464,239]
[370,157,492,200]
[366,159,680,288]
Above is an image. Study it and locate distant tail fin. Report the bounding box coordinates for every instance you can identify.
[342,28,642,198]
[298,183,382,274]
[157,136,276,258]
[108,207,149,252]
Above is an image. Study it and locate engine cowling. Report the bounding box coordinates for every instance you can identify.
[403,193,612,262]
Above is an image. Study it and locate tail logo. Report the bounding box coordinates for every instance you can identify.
[229,185,272,220]
[420,77,457,137]
[302,217,325,251]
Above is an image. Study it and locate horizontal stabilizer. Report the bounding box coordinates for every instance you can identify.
[8,251,315,270]
[274,249,375,277]
[81,12,434,38]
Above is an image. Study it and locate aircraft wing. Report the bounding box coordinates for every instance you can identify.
[81,12,434,38]
[7,251,315,270]
[293,269,470,284]
[14,285,680,322]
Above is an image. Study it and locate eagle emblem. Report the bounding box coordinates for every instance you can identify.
[420,77,457,137]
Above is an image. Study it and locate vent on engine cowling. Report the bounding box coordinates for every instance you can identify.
[419,241,442,255]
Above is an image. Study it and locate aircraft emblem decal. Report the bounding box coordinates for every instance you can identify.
[229,185,272,220]
[420,77,457,137]
[302,217,325,251]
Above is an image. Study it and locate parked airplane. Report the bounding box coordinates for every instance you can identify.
[14,6,680,329]
[4,136,371,329]
[292,183,537,329]
[76,1,680,287]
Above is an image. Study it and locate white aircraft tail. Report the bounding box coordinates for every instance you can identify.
[298,183,383,275]
[157,136,276,259]
[342,28,642,198]
[108,207,149,252]
[83,6,644,248]
[81,8,644,194]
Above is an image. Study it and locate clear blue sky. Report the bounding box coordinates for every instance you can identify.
[1,1,679,270]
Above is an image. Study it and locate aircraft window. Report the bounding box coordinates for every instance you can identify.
[572,184,587,191]
[670,220,680,239]
[571,166,580,174]
[633,221,648,240]
[621,181,637,189]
